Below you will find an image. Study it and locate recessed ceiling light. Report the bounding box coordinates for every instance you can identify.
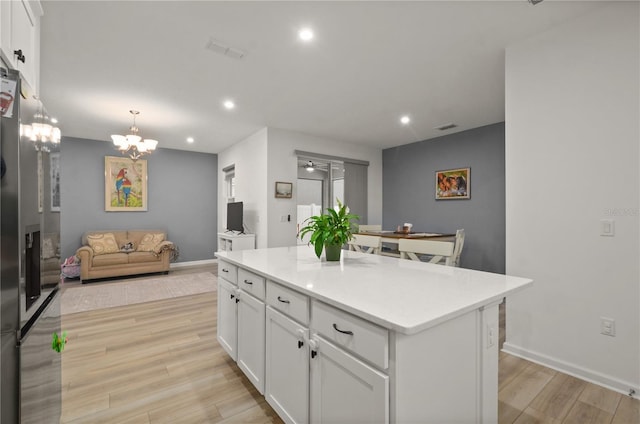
[299,28,314,42]
[400,115,410,125]
[186,137,194,143]
[223,100,235,110]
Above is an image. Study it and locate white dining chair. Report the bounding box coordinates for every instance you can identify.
[398,238,455,266]
[357,224,382,232]
[348,234,382,254]
[451,229,465,267]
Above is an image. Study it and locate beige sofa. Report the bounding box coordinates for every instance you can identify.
[76,230,174,282]
[42,232,62,285]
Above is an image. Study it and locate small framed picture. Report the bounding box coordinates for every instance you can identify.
[436,167,470,200]
[275,181,293,198]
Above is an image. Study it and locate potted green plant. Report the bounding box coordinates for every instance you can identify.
[298,200,360,261]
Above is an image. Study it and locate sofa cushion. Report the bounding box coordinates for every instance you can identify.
[92,252,128,266]
[42,237,56,259]
[128,251,162,264]
[87,233,120,255]
[136,233,165,252]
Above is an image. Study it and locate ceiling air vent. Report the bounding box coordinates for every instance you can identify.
[435,123,457,131]
[205,38,246,60]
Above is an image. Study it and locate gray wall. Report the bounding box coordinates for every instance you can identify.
[382,122,505,273]
[60,137,218,263]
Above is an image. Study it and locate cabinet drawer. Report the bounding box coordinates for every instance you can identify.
[238,268,265,300]
[266,281,309,325]
[218,261,237,285]
[311,301,388,370]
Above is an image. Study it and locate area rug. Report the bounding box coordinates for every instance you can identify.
[60,272,217,315]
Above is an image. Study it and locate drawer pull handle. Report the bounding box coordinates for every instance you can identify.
[332,323,354,335]
[298,340,304,349]
[277,296,290,304]
[311,350,317,359]
[222,268,229,273]
[230,294,235,300]
[243,279,253,285]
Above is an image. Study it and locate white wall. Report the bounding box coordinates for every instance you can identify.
[218,128,268,247]
[505,3,639,395]
[266,127,383,248]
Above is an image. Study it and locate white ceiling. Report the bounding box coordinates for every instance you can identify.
[39,1,603,155]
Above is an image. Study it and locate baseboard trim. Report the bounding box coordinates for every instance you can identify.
[170,259,217,269]
[502,342,639,398]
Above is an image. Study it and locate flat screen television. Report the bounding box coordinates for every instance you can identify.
[226,201,244,233]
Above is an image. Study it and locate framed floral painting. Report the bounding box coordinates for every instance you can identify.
[435,167,470,200]
[104,156,148,211]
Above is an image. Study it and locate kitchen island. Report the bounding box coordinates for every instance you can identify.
[215,245,532,424]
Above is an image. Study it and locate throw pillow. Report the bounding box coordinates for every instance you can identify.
[137,233,165,252]
[87,233,120,255]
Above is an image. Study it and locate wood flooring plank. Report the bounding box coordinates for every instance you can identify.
[563,400,615,424]
[498,362,556,410]
[514,407,563,424]
[215,389,265,420]
[578,383,622,415]
[526,372,587,421]
[117,413,151,424]
[216,400,284,424]
[611,395,640,424]
[61,389,110,423]
[499,400,523,424]
[499,352,532,389]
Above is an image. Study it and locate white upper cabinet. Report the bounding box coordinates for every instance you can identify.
[1,0,42,94]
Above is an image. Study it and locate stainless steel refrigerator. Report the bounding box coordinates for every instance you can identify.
[1,67,62,423]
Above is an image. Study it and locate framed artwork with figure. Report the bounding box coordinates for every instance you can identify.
[104,156,148,211]
[435,167,470,200]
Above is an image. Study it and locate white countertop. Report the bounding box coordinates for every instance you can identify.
[216,246,532,335]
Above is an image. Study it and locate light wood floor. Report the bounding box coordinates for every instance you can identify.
[61,264,639,423]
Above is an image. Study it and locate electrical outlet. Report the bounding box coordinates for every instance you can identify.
[600,219,615,236]
[486,323,496,348]
[600,317,616,337]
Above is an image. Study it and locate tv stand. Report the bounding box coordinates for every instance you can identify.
[218,232,255,252]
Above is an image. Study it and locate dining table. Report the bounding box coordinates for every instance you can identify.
[355,230,456,257]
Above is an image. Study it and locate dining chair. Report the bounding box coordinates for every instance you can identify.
[398,238,455,266]
[348,234,382,254]
[451,229,465,267]
[357,224,382,232]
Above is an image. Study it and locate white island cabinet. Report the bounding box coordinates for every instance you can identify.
[217,261,238,360]
[216,246,532,424]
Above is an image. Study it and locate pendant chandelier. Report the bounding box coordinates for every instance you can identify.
[111,110,158,160]
[20,106,61,151]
